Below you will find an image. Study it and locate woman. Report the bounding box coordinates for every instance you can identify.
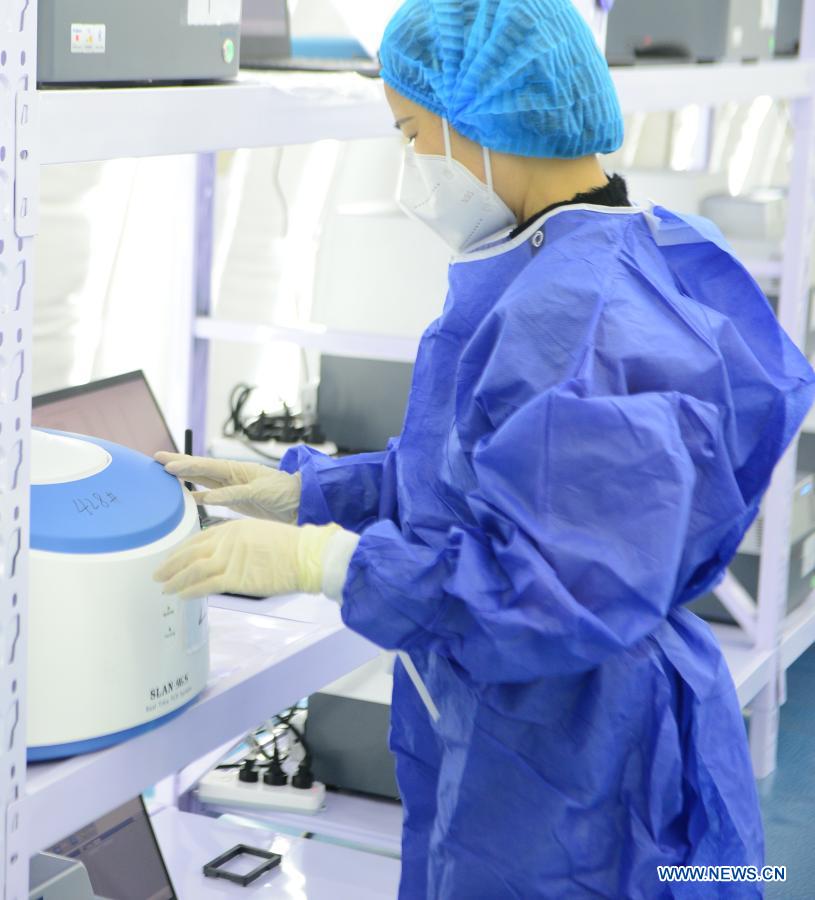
[155,1,815,896]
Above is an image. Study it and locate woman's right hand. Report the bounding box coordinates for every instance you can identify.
[154,452,302,523]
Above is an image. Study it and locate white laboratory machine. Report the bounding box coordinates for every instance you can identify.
[28,429,209,760]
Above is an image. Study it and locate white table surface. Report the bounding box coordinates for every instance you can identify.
[213,790,404,859]
[152,808,400,900]
[208,591,342,626]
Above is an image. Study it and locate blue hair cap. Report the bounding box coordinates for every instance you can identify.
[380,0,624,159]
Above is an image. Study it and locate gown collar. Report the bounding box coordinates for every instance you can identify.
[451,202,645,265]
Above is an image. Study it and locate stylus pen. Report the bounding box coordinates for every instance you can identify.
[186,428,212,530]
[184,428,195,494]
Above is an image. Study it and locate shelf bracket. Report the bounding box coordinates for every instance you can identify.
[713,571,758,641]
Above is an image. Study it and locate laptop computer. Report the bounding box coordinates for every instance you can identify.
[240,0,379,75]
[45,796,176,900]
[32,370,178,458]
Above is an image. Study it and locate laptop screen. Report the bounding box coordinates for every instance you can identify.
[32,371,177,456]
[241,0,291,63]
[47,796,176,900]
[242,0,289,38]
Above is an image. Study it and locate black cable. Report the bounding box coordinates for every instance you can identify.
[223,383,325,445]
[264,736,289,787]
[272,713,312,770]
[222,383,255,438]
[274,708,315,789]
[285,721,310,767]
[213,712,307,774]
[215,730,284,771]
[216,752,275,770]
[252,734,276,762]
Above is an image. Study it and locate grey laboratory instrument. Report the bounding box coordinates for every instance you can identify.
[605,0,778,65]
[776,0,803,56]
[317,356,414,453]
[38,0,241,85]
[306,657,399,800]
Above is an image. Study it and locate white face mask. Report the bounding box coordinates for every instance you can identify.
[398,119,517,254]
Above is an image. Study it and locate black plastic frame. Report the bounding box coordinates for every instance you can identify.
[202,844,282,887]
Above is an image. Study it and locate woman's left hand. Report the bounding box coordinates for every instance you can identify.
[153,519,343,601]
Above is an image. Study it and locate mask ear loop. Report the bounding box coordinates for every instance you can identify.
[442,118,453,162]
[482,145,494,191]
[441,119,493,191]
[445,117,497,193]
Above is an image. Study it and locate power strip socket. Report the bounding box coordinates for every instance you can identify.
[197,768,326,814]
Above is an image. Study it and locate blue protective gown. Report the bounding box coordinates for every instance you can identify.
[282,204,815,899]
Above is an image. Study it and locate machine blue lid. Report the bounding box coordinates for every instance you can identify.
[31,429,186,554]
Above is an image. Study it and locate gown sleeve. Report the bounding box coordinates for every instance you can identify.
[279,443,395,534]
[342,386,754,681]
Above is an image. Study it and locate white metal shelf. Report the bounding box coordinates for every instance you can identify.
[39,71,393,165]
[212,791,404,858]
[194,315,420,363]
[20,602,378,854]
[612,60,815,114]
[780,591,815,669]
[742,258,784,282]
[152,807,401,899]
[712,592,815,709]
[709,624,775,707]
[37,60,815,167]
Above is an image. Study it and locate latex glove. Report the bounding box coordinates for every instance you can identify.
[154,452,301,522]
[153,518,359,601]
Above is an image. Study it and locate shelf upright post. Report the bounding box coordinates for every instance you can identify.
[1,0,38,896]
[749,0,815,779]
[188,153,217,456]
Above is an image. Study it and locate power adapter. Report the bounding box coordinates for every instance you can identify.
[263,746,288,787]
[238,760,259,784]
[291,764,314,790]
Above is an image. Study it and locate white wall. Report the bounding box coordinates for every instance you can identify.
[33,155,197,443]
[290,0,402,53]
[92,156,198,442]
